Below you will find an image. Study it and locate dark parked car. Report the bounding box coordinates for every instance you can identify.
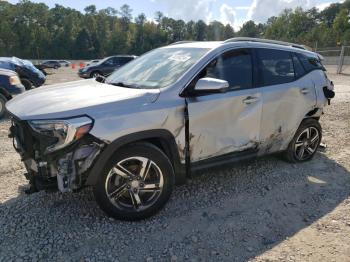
[86,59,100,66]
[0,57,46,90]
[0,68,25,118]
[41,60,61,69]
[78,55,137,78]
[58,60,71,67]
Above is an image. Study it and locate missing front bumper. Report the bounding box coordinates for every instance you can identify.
[9,117,105,193]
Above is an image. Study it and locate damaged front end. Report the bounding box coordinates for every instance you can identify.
[9,115,105,193]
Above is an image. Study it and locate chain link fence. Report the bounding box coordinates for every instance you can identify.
[316,46,350,74]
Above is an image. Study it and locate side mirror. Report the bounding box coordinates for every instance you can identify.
[194,77,229,94]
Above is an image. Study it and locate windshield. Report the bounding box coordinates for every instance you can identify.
[106,47,210,89]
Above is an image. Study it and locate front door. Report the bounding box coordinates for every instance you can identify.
[186,49,263,162]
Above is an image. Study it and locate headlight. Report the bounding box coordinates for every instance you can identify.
[81,68,88,73]
[29,116,93,153]
[9,75,22,86]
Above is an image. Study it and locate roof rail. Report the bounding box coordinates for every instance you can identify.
[224,37,308,50]
[169,41,195,46]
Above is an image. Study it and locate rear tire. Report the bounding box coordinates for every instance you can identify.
[90,71,102,78]
[0,94,7,119]
[21,78,32,90]
[93,142,175,221]
[283,118,322,163]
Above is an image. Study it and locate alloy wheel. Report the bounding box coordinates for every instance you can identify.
[105,157,164,211]
[294,127,320,161]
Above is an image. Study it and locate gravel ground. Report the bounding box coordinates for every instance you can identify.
[0,66,349,262]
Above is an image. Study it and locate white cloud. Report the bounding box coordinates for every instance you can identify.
[153,0,215,23]
[248,0,318,23]
[316,2,335,11]
[220,4,236,26]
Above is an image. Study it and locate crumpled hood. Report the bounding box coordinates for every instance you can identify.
[6,79,160,120]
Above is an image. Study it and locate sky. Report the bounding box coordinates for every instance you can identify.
[7,0,344,30]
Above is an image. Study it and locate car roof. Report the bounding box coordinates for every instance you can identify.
[0,68,17,76]
[165,38,317,57]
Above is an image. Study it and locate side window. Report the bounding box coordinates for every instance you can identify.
[296,53,325,72]
[257,49,295,86]
[104,58,114,66]
[119,57,133,65]
[202,49,253,90]
[292,54,306,78]
[113,57,121,65]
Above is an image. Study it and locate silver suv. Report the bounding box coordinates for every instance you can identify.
[6,38,335,220]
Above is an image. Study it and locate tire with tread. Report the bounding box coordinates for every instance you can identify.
[93,142,175,221]
[90,71,102,78]
[283,118,322,163]
[0,94,7,119]
[21,78,32,90]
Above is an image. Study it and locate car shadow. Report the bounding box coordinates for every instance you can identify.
[0,152,350,261]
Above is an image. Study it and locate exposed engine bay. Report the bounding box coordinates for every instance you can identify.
[9,116,105,193]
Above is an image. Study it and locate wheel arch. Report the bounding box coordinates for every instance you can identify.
[86,129,186,186]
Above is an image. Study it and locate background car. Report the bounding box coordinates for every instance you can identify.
[86,59,100,66]
[78,55,137,78]
[0,57,46,90]
[58,60,71,67]
[0,68,25,118]
[41,60,61,69]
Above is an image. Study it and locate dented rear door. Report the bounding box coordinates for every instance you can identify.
[186,48,263,162]
[256,48,317,154]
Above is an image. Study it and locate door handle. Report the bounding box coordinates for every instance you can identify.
[301,88,310,94]
[243,96,259,105]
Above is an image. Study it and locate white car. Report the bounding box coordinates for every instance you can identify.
[6,38,335,220]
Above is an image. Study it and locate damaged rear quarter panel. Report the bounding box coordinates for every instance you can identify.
[258,77,317,155]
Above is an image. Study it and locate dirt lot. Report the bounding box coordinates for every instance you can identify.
[0,66,349,262]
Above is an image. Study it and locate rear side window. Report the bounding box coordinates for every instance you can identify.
[296,53,325,72]
[118,57,134,64]
[203,49,253,90]
[257,49,295,86]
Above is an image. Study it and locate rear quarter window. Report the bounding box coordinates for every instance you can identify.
[296,53,325,72]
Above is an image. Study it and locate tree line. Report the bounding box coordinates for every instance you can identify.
[0,0,349,59]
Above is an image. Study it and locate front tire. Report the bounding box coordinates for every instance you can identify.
[90,71,101,78]
[0,94,7,119]
[93,143,175,221]
[21,78,32,90]
[283,118,322,163]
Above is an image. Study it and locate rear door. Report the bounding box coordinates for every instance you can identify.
[186,48,263,162]
[256,48,317,154]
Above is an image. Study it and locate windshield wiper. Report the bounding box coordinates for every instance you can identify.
[108,82,140,89]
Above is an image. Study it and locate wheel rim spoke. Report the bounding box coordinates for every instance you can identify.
[139,158,152,180]
[311,134,319,144]
[139,183,160,192]
[108,184,128,199]
[130,191,142,209]
[298,146,305,160]
[305,128,311,139]
[305,146,315,155]
[113,164,134,179]
[295,142,303,149]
